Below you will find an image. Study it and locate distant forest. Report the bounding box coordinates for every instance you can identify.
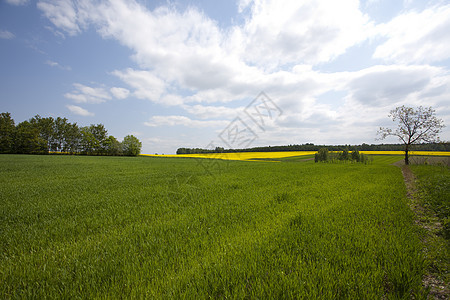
[176,142,449,154]
[0,112,142,156]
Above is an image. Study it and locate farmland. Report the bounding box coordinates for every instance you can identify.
[144,150,450,161]
[0,154,434,298]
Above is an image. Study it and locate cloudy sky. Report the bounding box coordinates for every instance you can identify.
[1,0,449,154]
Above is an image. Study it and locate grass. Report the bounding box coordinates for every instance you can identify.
[412,165,449,228]
[0,155,428,298]
[410,164,449,296]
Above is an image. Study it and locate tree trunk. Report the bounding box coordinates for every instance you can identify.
[405,145,409,165]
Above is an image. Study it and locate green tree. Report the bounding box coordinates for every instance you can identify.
[378,106,445,165]
[176,148,187,154]
[30,115,55,152]
[122,135,142,156]
[14,121,47,154]
[105,135,122,156]
[64,123,81,154]
[0,112,16,153]
[53,117,70,152]
[79,124,108,155]
[80,126,96,155]
[89,124,108,154]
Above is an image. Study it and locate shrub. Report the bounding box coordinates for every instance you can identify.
[351,149,360,161]
[315,148,329,162]
[315,148,371,164]
[339,148,349,160]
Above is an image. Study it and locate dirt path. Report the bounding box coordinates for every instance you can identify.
[400,164,418,200]
[394,161,448,299]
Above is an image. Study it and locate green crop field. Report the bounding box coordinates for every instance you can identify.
[0,155,428,298]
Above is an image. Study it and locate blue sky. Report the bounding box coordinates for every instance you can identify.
[1,0,449,154]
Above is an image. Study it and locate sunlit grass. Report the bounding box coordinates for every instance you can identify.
[0,155,428,298]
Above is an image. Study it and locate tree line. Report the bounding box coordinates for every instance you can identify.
[0,112,142,156]
[176,142,449,154]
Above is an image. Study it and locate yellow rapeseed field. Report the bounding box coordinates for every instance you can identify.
[142,150,450,161]
[359,151,450,156]
[142,151,316,161]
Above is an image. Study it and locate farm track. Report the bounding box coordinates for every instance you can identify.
[397,162,449,299]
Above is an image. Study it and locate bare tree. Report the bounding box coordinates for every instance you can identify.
[378,106,445,165]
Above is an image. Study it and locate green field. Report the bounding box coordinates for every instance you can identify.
[0,155,428,298]
[410,164,449,295]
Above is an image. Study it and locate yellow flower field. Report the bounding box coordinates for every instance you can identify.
[359,151,450,156]
[142,150,450,161]
[142,151,316,161]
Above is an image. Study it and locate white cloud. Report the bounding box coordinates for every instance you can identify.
[66,104,94,116]
[65,83,131,103]
[159,94,185,106]
[64,83,111,104]
[0,30,15,39]
[37,0,450,150]
[32,2,281,101]
[45,60,58,67]
[144,115,228,128]
[238,0,374,67]
[374,4,450,63]
[112,69,167,103]
[45,60,71,70]
[37,0,81,36]
[5,0,28,5]
[38,0,377,108]
[110,87,130,99]
[364,0,381,6]
[269,63,450,145]
[343,65,442,107]
[238,0,253,13]
[182,104,243,120]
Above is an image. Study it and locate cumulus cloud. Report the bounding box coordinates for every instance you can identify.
[373,4,450,63]
[38,1,378,107]
[344,65,442,107]
[66,104,94,116]
[112,69,167,103]
[37,0,81,36]
[64,82,131,105]
[37,0,450,147]
[64,83,111,104]
[238,0,374,67]
[0,30,15,39]
[144,115,228,128]
[5,0,28,5]
[272,63,450,144]
[37,1,341,101]
[182,104,243,120]
[110,87,130,99]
